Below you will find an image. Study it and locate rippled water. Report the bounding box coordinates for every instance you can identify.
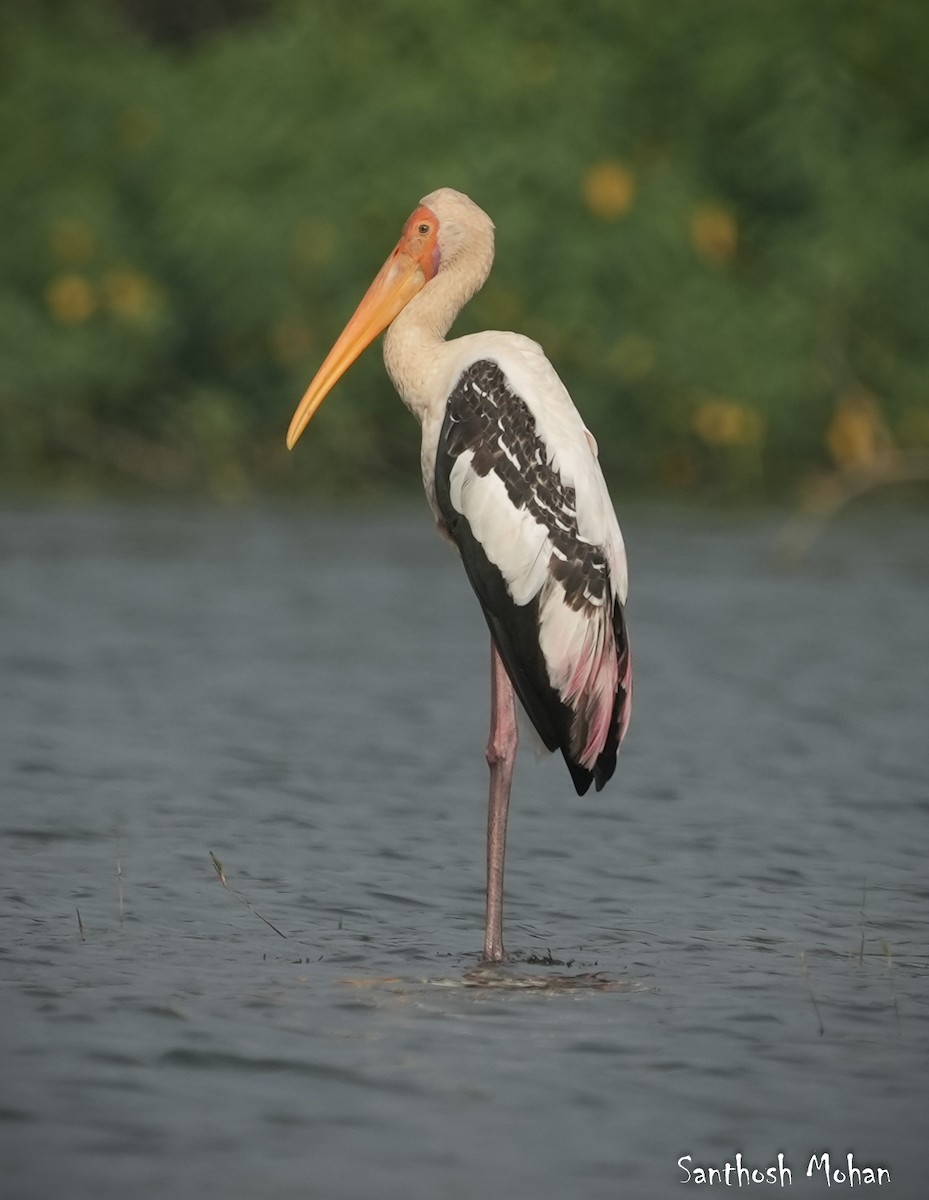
[1,503,927,1199]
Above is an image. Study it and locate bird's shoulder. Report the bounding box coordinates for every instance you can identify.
[443,334,593,459]
[437,336,627,602]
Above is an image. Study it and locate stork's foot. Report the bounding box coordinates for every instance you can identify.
[481,939,507,965]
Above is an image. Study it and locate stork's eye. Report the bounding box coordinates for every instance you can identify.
[417,222,431,235]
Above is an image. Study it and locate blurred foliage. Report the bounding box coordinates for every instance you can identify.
[2,0,929,500]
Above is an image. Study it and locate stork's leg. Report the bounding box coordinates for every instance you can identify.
[483,641,517,963]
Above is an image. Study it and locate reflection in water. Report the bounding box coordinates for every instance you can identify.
[1,504,927,1200]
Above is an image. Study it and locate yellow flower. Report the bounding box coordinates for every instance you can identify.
[825,389,890,468]
[692,398,763,446]
[103,269,159,320]
[46,274,96,324]
[583,161,636,220]
[690,203,738,266]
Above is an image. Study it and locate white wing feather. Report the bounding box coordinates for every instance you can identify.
[431,331,628,606]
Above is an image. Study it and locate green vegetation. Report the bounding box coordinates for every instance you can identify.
[2,0,928,500]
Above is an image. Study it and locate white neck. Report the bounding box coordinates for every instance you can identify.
[383,237,494,421]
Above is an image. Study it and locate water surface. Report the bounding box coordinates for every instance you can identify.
[1,503,927,1198]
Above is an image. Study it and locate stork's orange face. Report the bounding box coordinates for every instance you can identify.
[399,206,441,278]
[286,205,441,450]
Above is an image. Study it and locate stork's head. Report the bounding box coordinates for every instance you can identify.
[418,187,495,273]
[286,188,494,449]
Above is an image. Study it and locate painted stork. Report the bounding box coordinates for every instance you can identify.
[287,188,632,963]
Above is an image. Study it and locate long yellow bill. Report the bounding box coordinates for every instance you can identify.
[286,206,440,450]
